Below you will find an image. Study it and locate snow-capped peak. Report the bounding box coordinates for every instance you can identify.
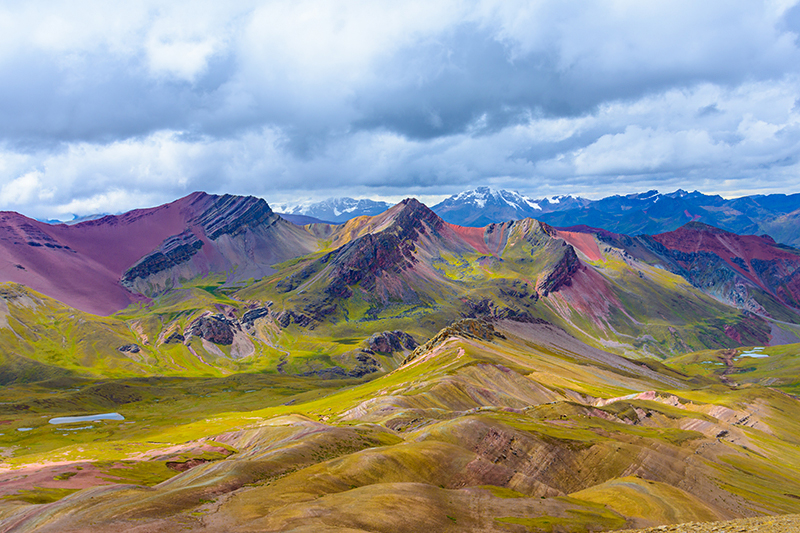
[438,187,550,214]
[276,197,392,223]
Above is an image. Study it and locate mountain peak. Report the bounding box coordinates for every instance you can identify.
[388,198,444,231]
[433,188,548,226]
[278,196,391,222]
[191,193,277,240]
[676,220,729,234]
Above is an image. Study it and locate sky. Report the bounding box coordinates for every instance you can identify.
[2,0,800,219]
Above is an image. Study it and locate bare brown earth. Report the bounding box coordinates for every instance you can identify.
[619,513,800,532]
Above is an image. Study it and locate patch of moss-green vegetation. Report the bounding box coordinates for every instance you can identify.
[99,460,177,486]
[2,487,80,504]
[667,343,800,394]
[494,507,626,532]
[480,485,528,498]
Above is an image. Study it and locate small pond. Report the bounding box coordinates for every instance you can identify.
[49,413,125,425]
[739,347,769,359]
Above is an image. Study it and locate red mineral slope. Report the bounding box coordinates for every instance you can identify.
[556,230,604,262]
[0,193,208,314]
[0,192,318,315]
[652,222,800,309]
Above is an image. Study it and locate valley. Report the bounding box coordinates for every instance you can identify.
[1,192,799,532]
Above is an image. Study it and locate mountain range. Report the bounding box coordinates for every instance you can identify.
[278,187,800,248]
[276,197,391,223]
[1,191,800,532]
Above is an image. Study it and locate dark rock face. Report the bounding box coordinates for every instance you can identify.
[367,331,418,354]
[122,230,203,287]
[323,231,418,300]
[642,223,800,315]
[752,258,800,309]
[194,195,279,240]
[241,307,271,327]
[535,244,581,296]
[276,310,313,328]
[731,256,750,272]
[187,315,238,345]
[462,298,544,323]
[292,198,444,301]
[351,351,380,376]
[117,344,140,353]
[121,194,279,291]
[164,331,185,344]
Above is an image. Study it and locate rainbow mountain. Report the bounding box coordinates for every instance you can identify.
[0,192,799,532]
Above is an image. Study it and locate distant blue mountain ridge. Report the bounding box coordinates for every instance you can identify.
[278,187,800,248]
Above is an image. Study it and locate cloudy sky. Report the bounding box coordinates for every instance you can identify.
[2,0,800,218]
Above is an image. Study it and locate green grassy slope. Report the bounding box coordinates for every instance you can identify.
[2,320,799,532]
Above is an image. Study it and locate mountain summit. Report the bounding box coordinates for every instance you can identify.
[432,187,586,226]
[0,192,318,314]
[277,197,391,223]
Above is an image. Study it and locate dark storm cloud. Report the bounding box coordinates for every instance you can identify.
[352,18,798,141]
[0,49,250,149]
[3,10,797,149]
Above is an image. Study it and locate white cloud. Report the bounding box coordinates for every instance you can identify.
[1,1,800,215]
[1,171,51,205]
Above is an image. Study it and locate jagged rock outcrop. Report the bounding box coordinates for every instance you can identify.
[121,195,278,291]
[403,318,505,365]
[286,199,444,302]
[121,230,203,289]
[193,194,279,240]
[276,310,313,328]
[164,331,185,344]
[751,258,800,309]
[241,306,272,328]
[351,351,380,376]
[633,223,800,315]
[367,331,417,354]
[323,200,441,299]
[186,314,239,345]
[119,193,319,297]
[117,344,140,354]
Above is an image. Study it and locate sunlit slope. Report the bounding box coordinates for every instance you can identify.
[541,231,783,357]
[4,199,797,385]
[666,342,800,395]
[0,282,312,380]
[241,204,782,359]
[3,319,800,532]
